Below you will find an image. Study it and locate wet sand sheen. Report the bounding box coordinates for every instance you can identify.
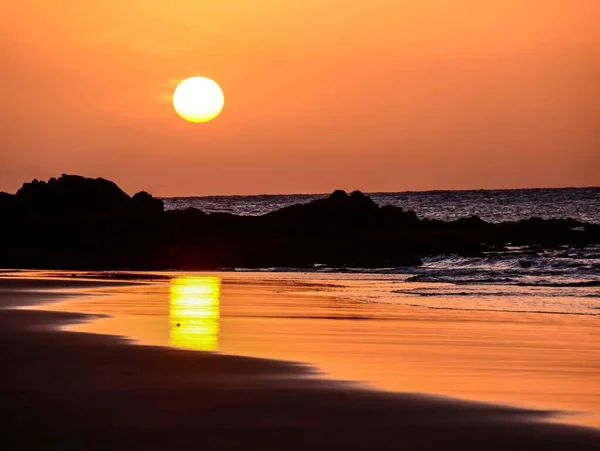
[2,277,600,450]
[23,272,600,428]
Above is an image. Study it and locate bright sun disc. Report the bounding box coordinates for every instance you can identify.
[173,77,224,123]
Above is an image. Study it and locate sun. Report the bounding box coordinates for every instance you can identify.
[172,77,224,123]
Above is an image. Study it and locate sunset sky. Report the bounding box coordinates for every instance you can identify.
[1,1,598,196]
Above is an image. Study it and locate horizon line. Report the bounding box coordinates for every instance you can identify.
[160,185,600,199]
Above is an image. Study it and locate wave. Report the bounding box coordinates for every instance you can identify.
[515,280,600,288]
[391,289,600,298]
[404,274,600,287]
[405,275,517,284]
[235,267,413,275]
[390,302,600,317]
[234,246,600,312]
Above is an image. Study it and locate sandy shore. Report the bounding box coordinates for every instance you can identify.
[1,277,600,450]
[36,272,600,426]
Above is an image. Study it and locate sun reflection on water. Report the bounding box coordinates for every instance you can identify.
[169,276,221,351]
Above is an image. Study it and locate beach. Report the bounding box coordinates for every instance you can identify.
[1,273,599,450]
[5,0,599,448]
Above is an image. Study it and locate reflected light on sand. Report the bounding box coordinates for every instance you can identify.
[169,276,221,351]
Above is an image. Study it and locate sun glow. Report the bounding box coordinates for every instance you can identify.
[169,276,221,351]
[172,77,224,123]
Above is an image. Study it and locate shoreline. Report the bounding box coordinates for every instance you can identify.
[3,175,599,271]
[2,276,600,450]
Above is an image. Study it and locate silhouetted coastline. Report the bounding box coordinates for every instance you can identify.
[1,175,598,270]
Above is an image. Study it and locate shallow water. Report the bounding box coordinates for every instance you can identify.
[25,271,600,428]
[163,187,600,223]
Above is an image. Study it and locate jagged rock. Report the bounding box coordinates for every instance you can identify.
[132,191,164,215]
[379,205,419,228]
[16,174,131,214]
[0,175,598,270]
[0,192,15,209]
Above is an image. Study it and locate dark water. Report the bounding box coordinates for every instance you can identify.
[162,188,600,300]
[163,187,600,223]
[242,245,600,315]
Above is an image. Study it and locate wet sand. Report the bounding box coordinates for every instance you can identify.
[1,277,599,450]
[37,273,600,427]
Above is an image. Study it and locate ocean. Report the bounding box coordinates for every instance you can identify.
[162,187,600,223]
[162,188,600,304]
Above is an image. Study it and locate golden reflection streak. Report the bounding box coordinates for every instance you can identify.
[169,276,221,351]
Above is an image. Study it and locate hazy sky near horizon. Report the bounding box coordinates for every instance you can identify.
[1,1,599,196]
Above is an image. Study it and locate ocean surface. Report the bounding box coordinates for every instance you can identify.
[162,187,600,223]
[163,188,600,303]
[238,247,600,316]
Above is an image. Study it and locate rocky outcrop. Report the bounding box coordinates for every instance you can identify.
[131,191,165,217]
[16,175,131,214]
[0,175,598,270]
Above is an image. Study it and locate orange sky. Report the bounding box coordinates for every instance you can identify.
[1,1,598,196]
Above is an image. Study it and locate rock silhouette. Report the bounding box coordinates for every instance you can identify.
[0,175,598,270]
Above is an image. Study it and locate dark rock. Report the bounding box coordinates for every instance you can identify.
[0,192,15,210]
[329,189,348,202]
[16,174,131,214]
[379,205,419,228]
[0,175,598,270]
[454,215,486,227]
[132,191,164,215]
